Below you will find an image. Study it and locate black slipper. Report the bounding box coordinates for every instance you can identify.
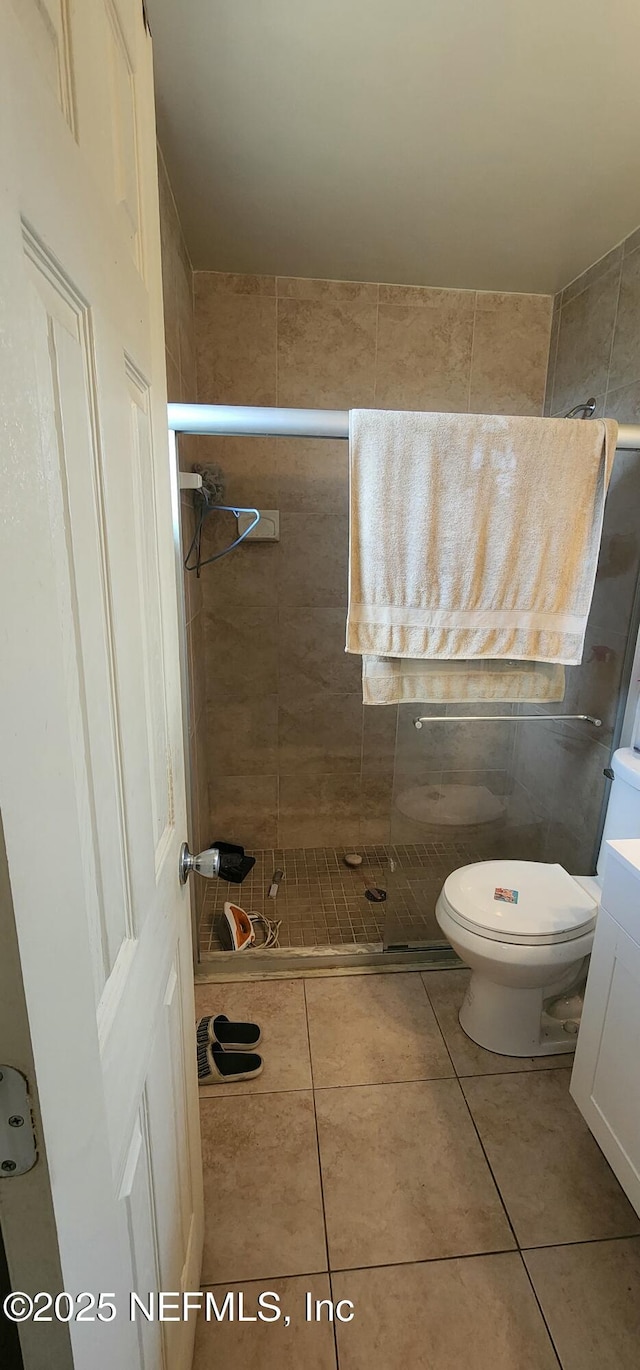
[197,1040,263,1084]
[197,1014,262,1051]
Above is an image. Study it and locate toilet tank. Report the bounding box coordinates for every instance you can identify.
[597,748,640,874]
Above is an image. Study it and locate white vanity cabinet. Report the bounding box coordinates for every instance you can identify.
[571,838,640,1215]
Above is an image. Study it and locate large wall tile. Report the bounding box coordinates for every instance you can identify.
[208,775,278,849]
[360,772,393,843]
[278,774,361,846]
[545,730,611,873]
[195,435,280,509]
[543,302,561,416]
[201,533,279,608]
[560,623,626,745]
[165,348,181,403]
[394,703,516,781]
[278,691,362,775]
[195,275,277,404]
[277,276,377,301]
[277,298,377,407]
[521,224,640,862]
[375,292,474,410]
[278,608,360,695]
[511,719,561,817]
[361,705,398,777]
[276,437,348,514]
[470,292,552,416]
[196,271,275,296]
[590,442,640,636]
[608,245,640,392]
[551,265,620,415]
[182,501,202,623]
[277,513,349,607]
[187,610,206,726]
[560,243,624,307]
[206,696,278,776]
[204,606,278,704]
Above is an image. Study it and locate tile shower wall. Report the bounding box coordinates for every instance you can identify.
[511,227,640,871]
[194,272,552,848]
[158,149,209,903]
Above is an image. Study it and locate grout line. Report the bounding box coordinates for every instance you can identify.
[544,297,561,415]
[603,257,624,411]
[372,288,380,406]
[467,291,478,412]
[453,1068,567,1366]
[520,1230,640,1253]
[198,1267,331,1292]
[518,1260,564,1368]
[274,293,280,407]
[302,978,341,1368]
[327,1246,529,1276]
[198,1083,315,1101]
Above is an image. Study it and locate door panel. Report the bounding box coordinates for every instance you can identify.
[0,4,203,1368]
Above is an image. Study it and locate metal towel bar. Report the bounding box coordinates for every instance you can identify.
[414,713,602,729]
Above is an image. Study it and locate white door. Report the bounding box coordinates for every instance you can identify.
[0,3,203,1368]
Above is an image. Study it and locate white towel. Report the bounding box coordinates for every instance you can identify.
[362,656,566,706]
[346,410,617,665]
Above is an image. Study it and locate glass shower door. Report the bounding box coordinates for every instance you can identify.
[386,701,605,948]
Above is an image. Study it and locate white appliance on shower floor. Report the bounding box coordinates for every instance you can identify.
[436,747,640,1057]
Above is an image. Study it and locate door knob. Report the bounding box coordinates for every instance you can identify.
[179,842,221,884]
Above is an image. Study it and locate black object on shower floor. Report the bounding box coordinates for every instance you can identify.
[210,840,256,883]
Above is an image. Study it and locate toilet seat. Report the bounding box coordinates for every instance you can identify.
[441,860,597,946]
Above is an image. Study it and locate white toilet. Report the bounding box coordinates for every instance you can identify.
[435,746,640,1057]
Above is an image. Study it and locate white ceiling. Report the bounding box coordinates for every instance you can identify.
[148,0,640,294]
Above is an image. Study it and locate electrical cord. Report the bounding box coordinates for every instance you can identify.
[249,912,282,950]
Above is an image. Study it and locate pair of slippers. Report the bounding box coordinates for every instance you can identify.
[196,1013,263,1084]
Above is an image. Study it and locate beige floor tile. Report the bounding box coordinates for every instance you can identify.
[200,1092,327,1283]
[422,969,572,1076]
[306,972,453,1088]
[462,1070,640,1247]
[315,1079,514,1269]
[332,1253,558,1369]
[524,1238,640,1370]
[195,978,312,1097]
[192,1275,337,1370]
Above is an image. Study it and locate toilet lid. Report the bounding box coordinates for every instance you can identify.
[441,861,598,945]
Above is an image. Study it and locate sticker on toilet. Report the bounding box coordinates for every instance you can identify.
[494,887,519,904]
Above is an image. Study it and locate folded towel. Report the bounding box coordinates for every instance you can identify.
[362,656,565,706]
[346,410,617,665]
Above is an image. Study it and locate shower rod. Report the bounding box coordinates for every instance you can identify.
[413,712,602,729]
[168,403,640,450]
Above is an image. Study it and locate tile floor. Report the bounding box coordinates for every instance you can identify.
[198,842,487,952]
[192,967,640,1369]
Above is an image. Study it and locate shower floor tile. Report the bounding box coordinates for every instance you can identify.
[198,841,487,953]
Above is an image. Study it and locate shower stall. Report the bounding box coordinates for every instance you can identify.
[174,401,640,975]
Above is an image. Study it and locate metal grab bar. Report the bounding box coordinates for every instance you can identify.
[414,712,602,729]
